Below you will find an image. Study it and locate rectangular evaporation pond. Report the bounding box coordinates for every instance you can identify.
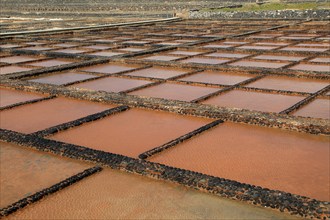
[279,47,328,52]
[0,88,46,108]
[179,71,254,85]
[20,46,53,51]
[167,50,205,56]
[5,169,298,220]
[27,72,98,85]
[0,66,33,75]
[0,97,114,134]
[292,98,330,120]
[53,49,89,54]
[205,52,251,59]
[0,55,43,64]
[130,83,219,102]
[125,67,189,79]
[289,64,330,72]
[246,76,329,93]
[202,90,305,113]
[0,141,91,208]
[149,122,329,201]
[180,57,231,65]
[202,44,233,49]
[28,59,74,67]
[252,55,306,62]
[237,45,279,50]
[87,51,124,57]
[0,44,22,49]
[82,45,112,50]
[310,57,330,63]
[229,60,290,69]
[71,76,153,93]
[117,47,146,52]
[142,55,182,61]
[80,63,141,75]
[49,108,213,158]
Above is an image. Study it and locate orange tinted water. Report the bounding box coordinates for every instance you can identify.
[0,97,112,133]
[202,90,305,112]
[0,66,32,75]
[0,141,90,207]
[0,55,40,64]
[28,72,98,85]
[150,122,330,201]
[126,67,188,79]
[289,64,330,72]
[293,98,330,120]
[72,77,153,93]
[80,64,140,74]
[179,71,253,85]
[246,76,329,93]
[28,59,73,67]
[0,88,46,108]
[130,83,219,102]
[49,108,212,158]
[7,169,299,219]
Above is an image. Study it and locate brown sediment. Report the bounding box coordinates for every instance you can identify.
[80,63,140,74]
[229,60,290,68]
[125,67,188,79]
[205,52,250,58]
[180,57,231,65]
[88,51,124,57]
[0,55,41,64]
[28,59,73,67]
[49,108,212,158]
[289,63,330,72]
[143,55,181,61]
[0,87,46,108]
[0,66,32,75]
[293,98,330,120]
[0,141,91,208]
[0,97,112,133]
[150,122,330,201]
[130,83,219,102]
[6,169,299,220]
[202,90,305,112]
[179,71,254,85]
[310,57,330,63]
[71,76,153,93]
[280,47,328,52]
[252,55,305,62]
[246,76,330,93]
[27,72,98,85]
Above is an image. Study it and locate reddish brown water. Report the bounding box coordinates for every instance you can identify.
[0,55,40,64]
[246,76,329,93]
[289,64,330,72]
[179,71,253,85]
[150,122,330,201]
[0,88,46,108]
[202,90,305,112]
[297,43,329,47]
[293,98,330,120]
[205,52,250,58]
[143,55,181,61]
[130,83,219,101]
[88,51,124,57]
[0,97,112,133]
[0,66,32,75]
[80,64,140,74]
[28,72,98,85]
[180,57,231,65]
[7,169,299,220]
[310,57,330,63]
[0,141,90,208]
[49,108,212,158]
[28,59,73,67]
[230,60,289,69]
[72,77,153,93]
[253,55,305,62]
[126,67,188,79]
